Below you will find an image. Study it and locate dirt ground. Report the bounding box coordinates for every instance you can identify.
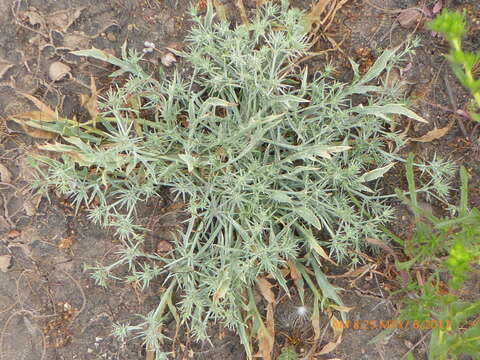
[0,0,479,359]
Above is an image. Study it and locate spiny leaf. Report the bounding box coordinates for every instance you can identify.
[360,162,396,182]
[360,45,400,84]
[296,225,336,265]
[352,104,428,123]
[294,207,321,230]
[10,112,58,139]
[213,276,230,303]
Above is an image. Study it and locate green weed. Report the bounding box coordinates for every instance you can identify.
[387,153,480,360]
[428,8,480,121]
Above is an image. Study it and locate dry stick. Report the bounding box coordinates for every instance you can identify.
[0,311,47,360]
[11,14,49,40]
[0,193,14,227]
[0,308,48,360]
[281,0,348,79]
[59,270,87,320]
[400,331,430,360]
[303,311,333,360]
[323,0,350,32]
[7,270,84,359]
[236,0,249,25]
[362,0,416,14]
[443,74,469,139]
[0,310,22,360]
[0,302,18,316]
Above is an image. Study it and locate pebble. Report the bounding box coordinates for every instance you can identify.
[48,61,71,82]
[106,33,116,42]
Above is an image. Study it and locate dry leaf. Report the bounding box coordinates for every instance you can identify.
[218,326,227,340]
[10,93,60,139]
[0,255,12,272]
[397,9,423,28]
[62,32,91,49]
[18,92,57,117]
[156,240,173,254]
[7,229,21,239]
[23,194,42,216]
[330,313,343,341]
[11,114,57,139]
[280,267,290,277]
[311,297,321,341]
[365,237,395,256]
[315,313,343,355]
[18,156,38,183]
[313,242,337,265]
[58,234,75,249]
[46,8,85,33]
[411,121,454,142]
[0,163,12,183]
[257,277,275,303]
[213,278,230,303]
[23,10,47,28]
[317,334,343,355]
[327,264,371,278]
[266,303,275,345]
[329,305,354,312]
[49,61,71,81]
[236,0,249,25]
[304,0,330,31]
[287,260,300,281]
[80,75,98,119]
[256,323,274,360]
[432,0,443,14]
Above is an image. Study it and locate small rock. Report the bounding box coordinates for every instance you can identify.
[156,239,173,254]
[48,61,71,81]
[0,255,12,272]
[161,52,176,67]
[106,32,116,42]
[7,229,21,239]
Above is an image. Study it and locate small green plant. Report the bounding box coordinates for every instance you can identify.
[428,8,480,121]
[16,1,454,358]
[389,153,480,360]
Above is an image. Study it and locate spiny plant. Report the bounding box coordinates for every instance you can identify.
[16,1,454,358]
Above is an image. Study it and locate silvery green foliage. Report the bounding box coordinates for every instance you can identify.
[29,0,453,354]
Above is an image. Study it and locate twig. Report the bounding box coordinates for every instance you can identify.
[0,310,46,360]
[443,74,469,138]
[400,331,430,359]
[236,0,249,25]
[0,193,13,227]
[363,0,420,14]
[59,270,86,320]
[11,1,49,40]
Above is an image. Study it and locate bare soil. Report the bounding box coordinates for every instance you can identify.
[0,0,479,359]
